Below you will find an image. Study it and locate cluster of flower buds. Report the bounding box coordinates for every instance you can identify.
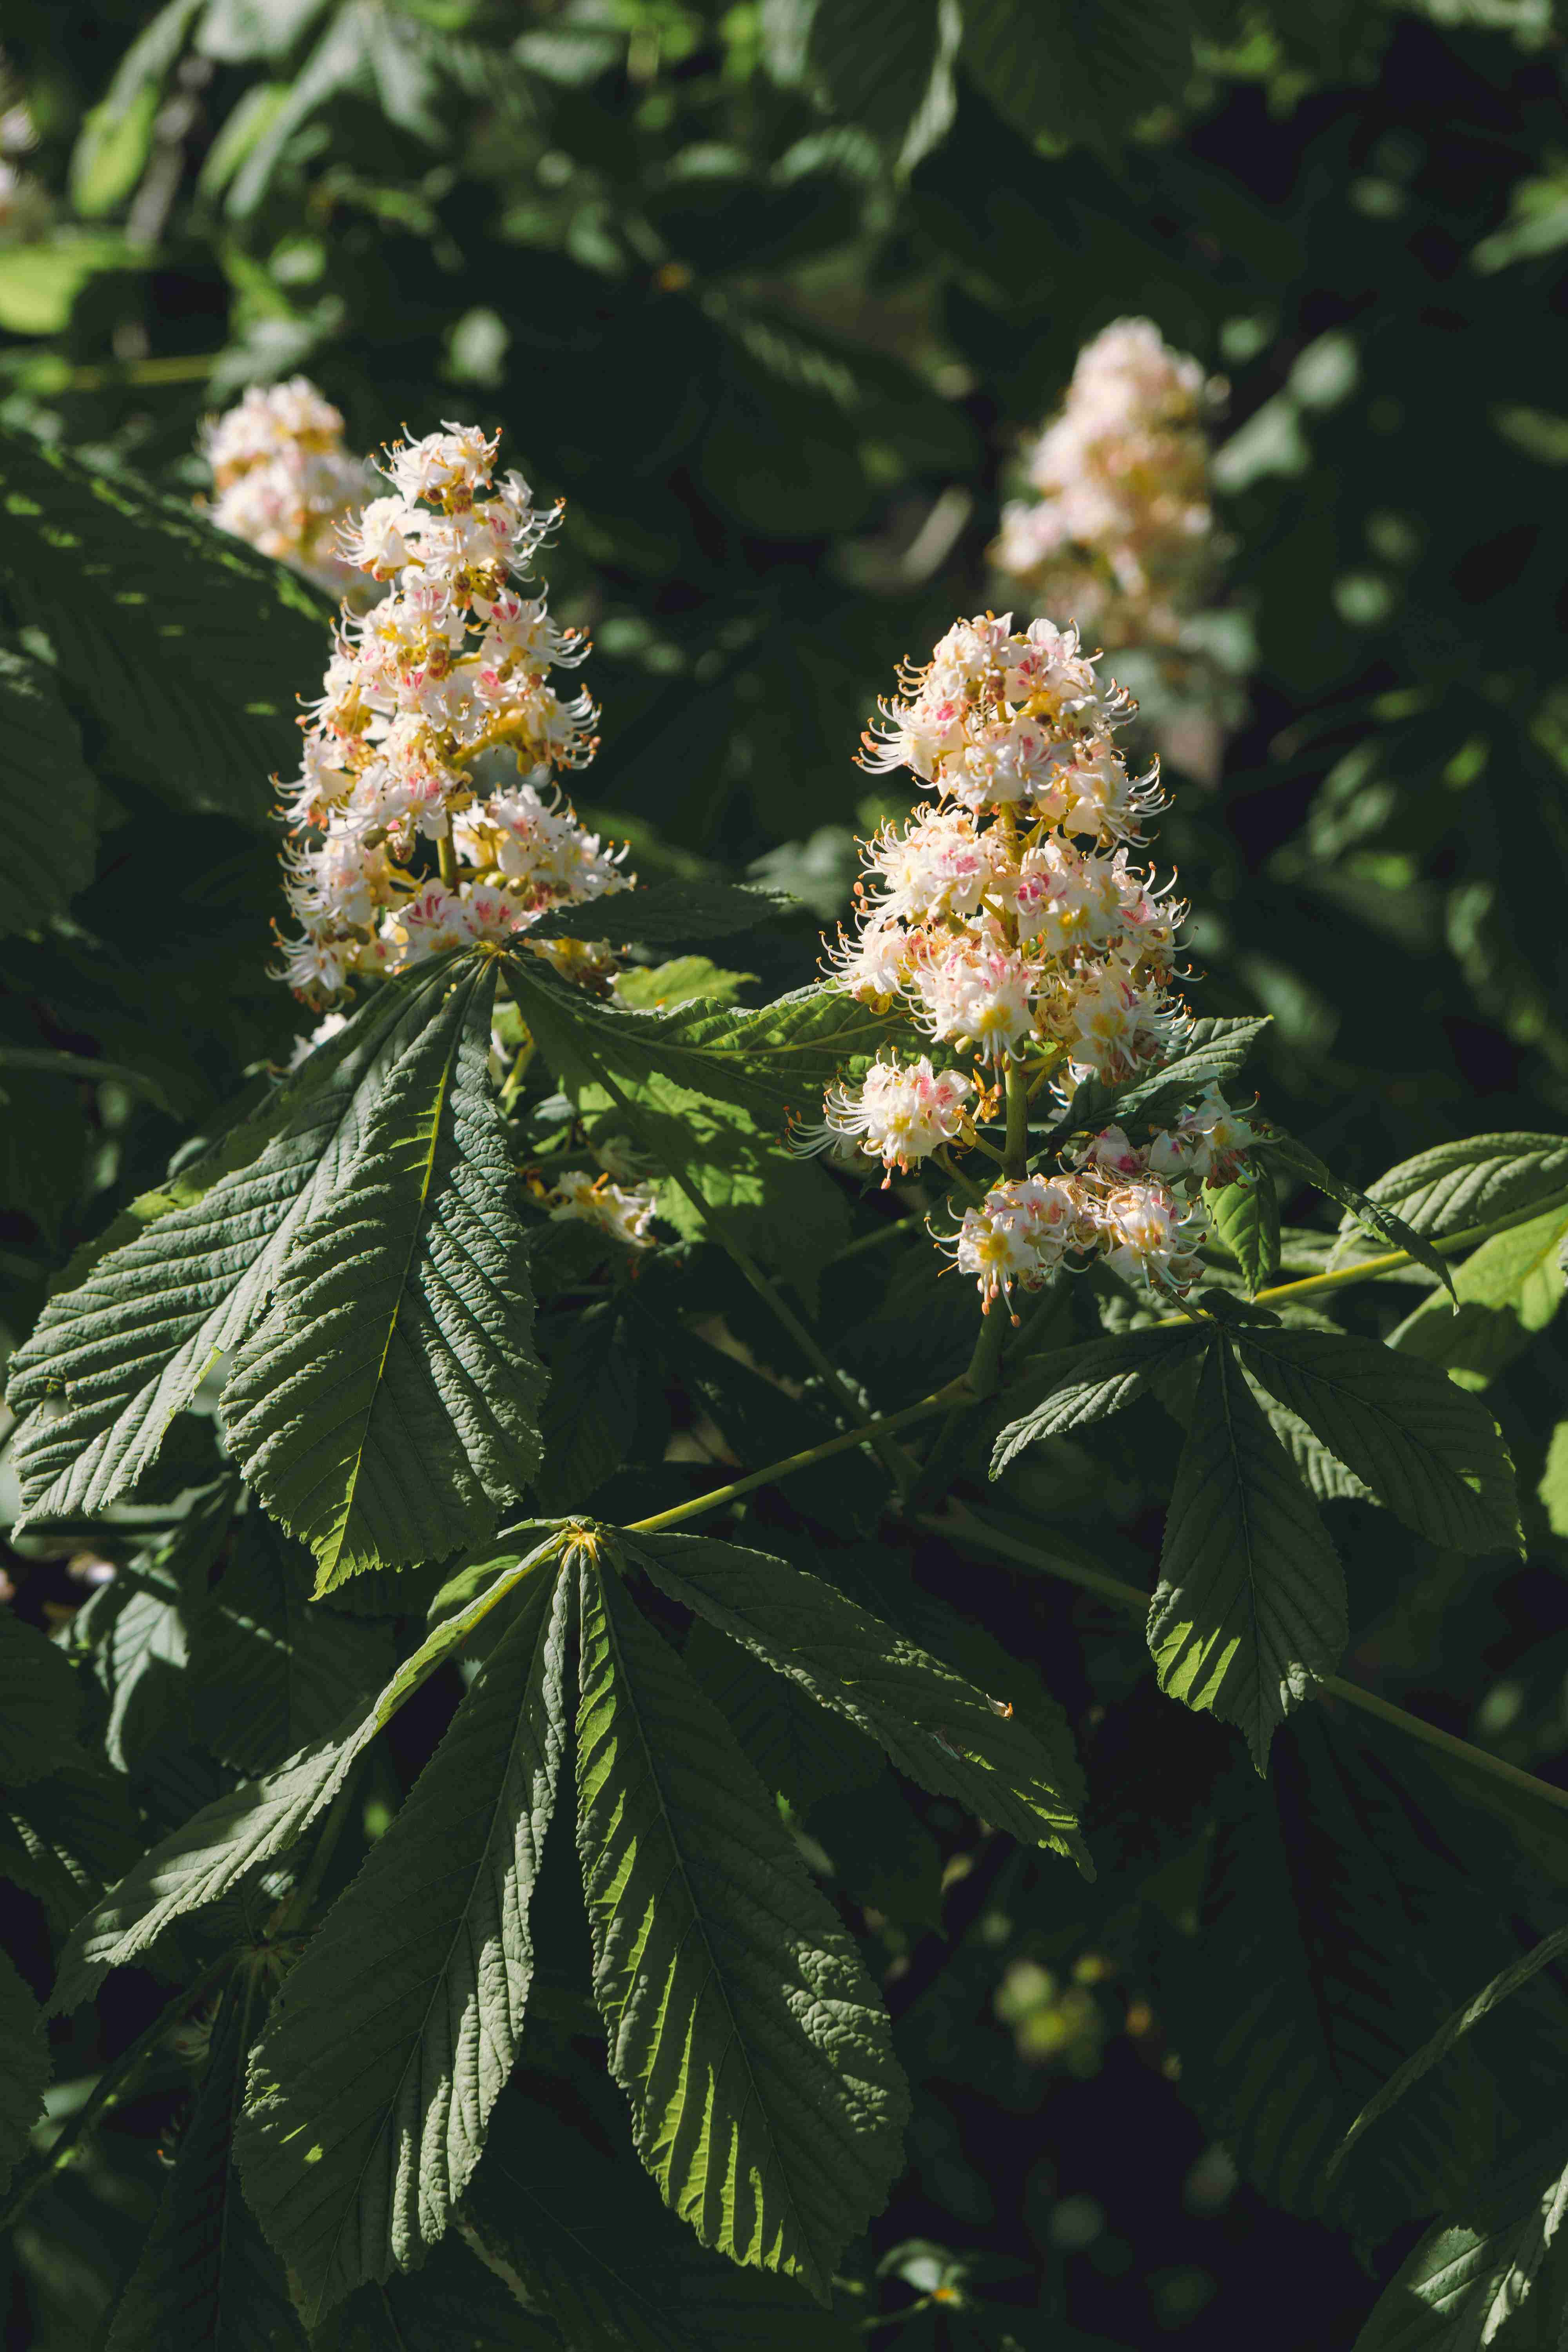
[812,610,1257,1305]
[201,378,374,599]
[539,1169,656,1251]
[990,322,1230,774]
[272,420,630,1005]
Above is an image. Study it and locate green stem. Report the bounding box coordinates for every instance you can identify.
[1004,1056,1031,1181]
[918,1501,1568,1822]
[626,1387,960,1534]
[831,1216,918,1265]
[499,1036,536,1114]
[0,1952,234,2234]
[437,824,459,891]
[960,1300,1009,1400]
[1156,1185,1568,1324]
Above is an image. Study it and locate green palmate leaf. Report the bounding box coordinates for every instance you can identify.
[1115,1014,1272,1131]
[0,639,97,937]
[1349,1131,1568,1240]
[1156,1723,1507,2240]
[1259,1132,1458,1300]
[0,1610,82,1785]
[532,1303,641,1514]
[1250,1389,1375,1507]
[1541,1422,1568,1537]
[189,1514,396,1776]
[575,1548,907,2302]
[682,1616,885,1814]
[528,878,792,947]
[1386,1201,1568,1392]
[93,1581,191,1775]
[223,958,544,1590]
[0,1765,143,1938]
[962,0,1196,156]
[627,1529,1088,1867]
[1330,1920,1568,2192]
[612,957,756,1013]
[103,1974,305,2352]
[573,1063,850,1305]
[236,1559,572,2320]
[314,2231,556,2352]
[0,1945,50,2200]
[226,0,443,215]
[809,0,957,165]
[48,1724,362,2016]
[49,1530,568,2015]
[1209,1172,1282,1295]
[1054,1014,1271,1143]
[1354,2125,1568,2350]
[990,1327,1207,1475]
[1148,1333,1348,1769]
[1233,1326,1523,1555]
[463,2085,858,2352]
[505,957,919,1124]
[0,422,331,822]
[5,958,459,1526]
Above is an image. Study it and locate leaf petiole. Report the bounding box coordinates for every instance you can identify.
[918,1498,1568,1823]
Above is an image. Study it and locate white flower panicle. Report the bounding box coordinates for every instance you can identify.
[541,1170,657,1251]
[992,321,1222,655]
[202,378,374,598]
[840,611,1174,1088]
[272,419,630,1005]
[817,608,1258,1304]
[990,321,1234,777]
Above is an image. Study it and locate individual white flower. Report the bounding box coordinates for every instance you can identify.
[343,494,419,578]
[815,1056,975,1178]
[1149,1085,1258,1186]
[860,806,1006,925]
[1060,964,1183,1084]
[827,915,911,1006]
[909,936,1036,1062]
[542,1170,656,1250]
[385,421,500,504]
[1094,1178,1207,1296]
[944,1174,1089,1309]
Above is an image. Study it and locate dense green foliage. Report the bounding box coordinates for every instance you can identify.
[3,4,1568,2347]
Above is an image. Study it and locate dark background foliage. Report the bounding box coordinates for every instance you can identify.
[2,3,1567,2344]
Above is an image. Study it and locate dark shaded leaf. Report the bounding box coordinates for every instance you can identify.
[1149,1333,1348,1768]
[1234,1326,1522,1555]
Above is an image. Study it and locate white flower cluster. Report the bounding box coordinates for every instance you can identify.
[201,378,374,598]
[541,1170,656,1251]
[274,420,630,1004]
[942,1093,1253,1305]
[993,321,1221,650]
[991,322,1231,772]
[815,610,1257,1304]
